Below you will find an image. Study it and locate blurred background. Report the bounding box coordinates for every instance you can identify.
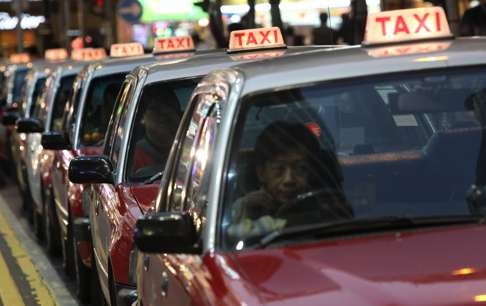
[0,0,479,57]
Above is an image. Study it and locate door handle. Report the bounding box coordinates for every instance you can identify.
[161,271,169,298]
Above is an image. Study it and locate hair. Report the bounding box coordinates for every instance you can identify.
[320,12,329,24]
[254,121,320,168]
[254,120,343,189]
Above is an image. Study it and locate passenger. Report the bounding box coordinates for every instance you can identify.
[228,121,352,240]
[132,93,182,177]
[312,12,337,45]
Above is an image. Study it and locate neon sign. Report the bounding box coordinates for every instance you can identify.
[0,13,45,30]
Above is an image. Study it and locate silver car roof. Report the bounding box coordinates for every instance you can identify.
[141,46,328,84]
[84,54,156,78]
[227,37,486,96]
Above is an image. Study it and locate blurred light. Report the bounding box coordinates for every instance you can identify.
[235,240,244,250]
[413,56,449,63]
[198,17,209,27]
[20,134,27,141]
[229,14,241,24]
[475,295,486,302]
[452,267,476,276]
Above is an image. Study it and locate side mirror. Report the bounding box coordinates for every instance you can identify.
[41,131,71,150]
[2,112,18,126]
[16,118,43,133]
[68,156,114,184]
[134,213,200,254]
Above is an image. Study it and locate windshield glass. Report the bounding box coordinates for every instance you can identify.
[79,73,124,147]
[125,78,199,183]
[51,75,76,131]
[222,68,486,250]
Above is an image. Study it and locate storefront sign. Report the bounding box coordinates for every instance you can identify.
[0,13,45,30]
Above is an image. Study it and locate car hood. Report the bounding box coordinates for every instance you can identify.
[230,225,486,306]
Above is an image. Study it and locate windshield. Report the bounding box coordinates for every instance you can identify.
[125,78,199,183]
[222,67,486,250]
[79,73,124,147]
[51,75,76,131]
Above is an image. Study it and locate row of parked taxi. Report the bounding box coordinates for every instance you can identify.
[2,6,486,306]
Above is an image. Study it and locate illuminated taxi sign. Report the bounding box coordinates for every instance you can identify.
[153,36,195,54]
[110,42,144,58]
[45,48,68,61]
[9,53,30,64]
[363,7,452,46]
[228,27,286,53]
[71,48,107,61]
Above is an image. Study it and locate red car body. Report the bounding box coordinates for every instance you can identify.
[139,225,486,306]
[52,146,102,264]
[92,184,157,284]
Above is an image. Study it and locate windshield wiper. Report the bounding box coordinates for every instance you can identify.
[252,215,483,249]
[143,171,163,184]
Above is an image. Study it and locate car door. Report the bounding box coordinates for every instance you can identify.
[141,92,221,306]
[91,78,135,297]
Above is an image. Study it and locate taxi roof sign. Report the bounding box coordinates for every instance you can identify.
[71,48,107,61]
[45,48,68,61]
[228,27,286,53]
[9,53,30,64]
[110,42,144,58]
[153,36,195,54]
[363,7,452,46]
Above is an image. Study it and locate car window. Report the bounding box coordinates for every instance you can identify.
[12,68,27,103]
[222,67,486,250]
[51,75,76,132]
[125,78,199,183]
[184,109,219,234]
[166,92,216,212]
[30,77,47,119]
[79,73,125,147]
[107,78,135,168]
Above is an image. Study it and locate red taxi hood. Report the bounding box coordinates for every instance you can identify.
[229,225,486,306]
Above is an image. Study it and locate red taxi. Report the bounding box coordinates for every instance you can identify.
[41,45,153,302]
[68,31,327,306]
[133,8,486,306]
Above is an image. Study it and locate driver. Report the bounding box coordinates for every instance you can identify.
[132,92,182,176]
[228,120,352,240]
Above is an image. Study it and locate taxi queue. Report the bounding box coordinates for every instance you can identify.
[1,6,486,306]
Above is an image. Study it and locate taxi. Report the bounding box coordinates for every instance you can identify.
[14,49,71,220]
[68,31,325,306]
[43,44,155,302]
[16,49,85,238]
[14,59,58,221]
[134,7,486,306]
[2,61,30,190]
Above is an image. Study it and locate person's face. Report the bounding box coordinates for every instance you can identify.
[257,150,310,204]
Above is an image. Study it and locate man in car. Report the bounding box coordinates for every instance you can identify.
[132,90,182,178]
[228,120,352,240]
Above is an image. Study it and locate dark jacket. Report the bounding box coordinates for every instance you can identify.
[460,5,486,36]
